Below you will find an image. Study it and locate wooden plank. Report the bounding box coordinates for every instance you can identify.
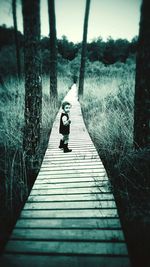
[35,178,108,184]
[33,181,108,189]
[46,149,97,154]
[15,218,122,229]
[0,254,131,267]
[37,173,107,179]
[28,193,115,202]
[49,143,95,147]
[49,145,95,148]
[30,186,110,195]
[40,166,104,171]
[41,162,103,168]
[42,160,103,164]
[46,145,97,148]
[32,185,107,191]
[42,159,102,164]
[20,209,118,219]
[47,142,95,146]
[35,177,108,184]
[44,155,100,160]
[44,152,99,157]
[43,159,101,164]
[38,169,105,175]
[24,200,116,210]
[48,143,94,147]
[30,187,110,194]
[11,228,125,241]
[49,137,92,141]
[44,150,98,154]
[5,240,128,255]
[43,157,100,162]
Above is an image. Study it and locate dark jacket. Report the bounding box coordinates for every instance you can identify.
[59,113,70,135]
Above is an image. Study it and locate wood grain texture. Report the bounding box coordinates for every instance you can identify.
[15,218,122,229]
[2,85,130,266]
[5,240,128,255]
[1,254,130,267]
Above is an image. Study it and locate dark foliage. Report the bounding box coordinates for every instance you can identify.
[57,35,79,60]
[0,25,138,78]
[0,24,23,49]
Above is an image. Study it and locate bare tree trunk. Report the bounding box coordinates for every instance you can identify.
[48,0,58,102]
[78,0,91,97]
[12,0,21,81]
[134,0,150,148]
[22,0,42,169]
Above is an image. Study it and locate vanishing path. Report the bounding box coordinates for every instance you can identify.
[1,84,131,267]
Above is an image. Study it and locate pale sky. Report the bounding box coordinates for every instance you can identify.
[0,0,142,43]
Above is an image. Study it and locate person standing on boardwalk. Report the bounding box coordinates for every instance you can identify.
[59,101,72,153]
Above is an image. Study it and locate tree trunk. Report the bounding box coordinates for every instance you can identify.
[48,0,58,102]
[12,0,21,81]
[134,0,150,148]
[78,0,91,97]
[22,0,42,169]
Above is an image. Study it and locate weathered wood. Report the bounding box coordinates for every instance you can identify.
[44,151,99,156]
[2,85,130,266]
[30,186,110,195]
[20,209,118,219]
[24,200,116,209]
[5,240,128,255]
[40,165,104,172]
[15,218,122,229]
[34,177,108,184]
[48,144,95,147]
[41,162,103,168]
[44,155,100,160]
[28,193,114,202]
[0,254,131,267]
[33,180,108,189]
[37,173,107,179]
[42,160,102,165]
[38,170,106,176]
[46,150,97,154]
[11,228,124,241]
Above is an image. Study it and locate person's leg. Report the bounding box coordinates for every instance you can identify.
[59,135,65,149]
[63,134,69,144]
[63,135,72,153]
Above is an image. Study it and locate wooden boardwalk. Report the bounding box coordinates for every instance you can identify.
[1,85,131,267]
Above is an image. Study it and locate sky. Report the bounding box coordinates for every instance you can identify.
[0,0,142,43]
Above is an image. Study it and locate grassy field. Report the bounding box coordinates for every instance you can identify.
[80,62,150,267]
[81,63,135,171]
[0,75,70,251]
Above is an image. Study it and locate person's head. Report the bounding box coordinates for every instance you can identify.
[62,101,71,113]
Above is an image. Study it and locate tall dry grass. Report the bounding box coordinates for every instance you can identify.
[81,64,135,163]
[81,61,150,221]
[80,62,150,267]
[0,75,70,216]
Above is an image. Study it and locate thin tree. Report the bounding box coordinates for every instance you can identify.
[48,0,58,102]
[22,0,42,169]
[12,0,21,80]
[78,0,91,97]
[134,0,150,148]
